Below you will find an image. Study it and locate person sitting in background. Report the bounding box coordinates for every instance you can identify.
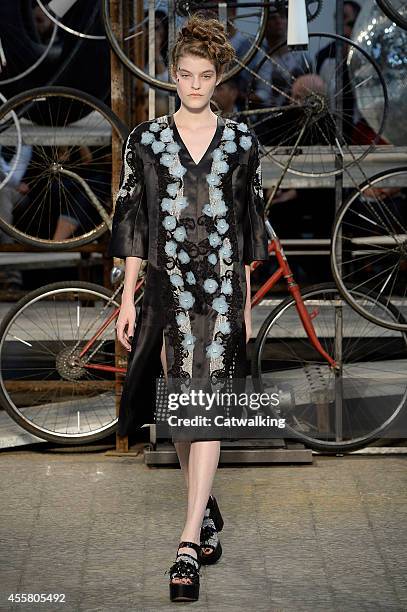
[316,1,361,142]
[52,145,111,241]
[242,8,312,146]
[0,144,32,290]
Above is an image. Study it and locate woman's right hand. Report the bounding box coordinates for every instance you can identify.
[115,300,136,351]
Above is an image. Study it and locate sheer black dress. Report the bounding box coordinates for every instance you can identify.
[107,113,269,439]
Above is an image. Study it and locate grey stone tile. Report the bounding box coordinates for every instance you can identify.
[0,451,406,612]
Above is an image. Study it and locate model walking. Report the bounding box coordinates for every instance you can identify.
[108,12,269,602]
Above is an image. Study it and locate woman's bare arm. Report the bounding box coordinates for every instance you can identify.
[116,256,143,351]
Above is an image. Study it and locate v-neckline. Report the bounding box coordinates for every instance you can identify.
[169,113,221,167]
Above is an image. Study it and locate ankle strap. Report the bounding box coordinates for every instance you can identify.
[178,541,201,556]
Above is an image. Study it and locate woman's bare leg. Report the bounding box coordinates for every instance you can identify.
[161,334,220,584]
[181,440,220,534]
[161,333,191,487]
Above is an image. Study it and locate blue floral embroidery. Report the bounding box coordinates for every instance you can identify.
[203,278,218,294]
[212,296,229,314]
[213,160,229,174]
[160,153,174,167]
[160,127,174,143]
[208,232,222,247]
[239,135,252,150]
[186,271,196,285]
[153,115,250,378]
[166,142,181,154]
[206,173,221,187]
[216,219,229,234]
[152,140,166,154]
[178,250,190,264]
[175,197,188,214]
[141,131,155,145]
[211,200,227,218]
[171,163,187,178]
[161,198,174,212]
[170,273,184,287]
[211,188,223,202]
[179,291,195,310]
[176,312,188,326]
[163,215,177,230]
[206,341,225,358]
[224,140,237,154]
[219,243,232,260]
[165,240,177,257]
[212,148,223,161]
[182,333,196,351]
[167,182,180,197]
[173,226,187,242]
[149,122,161,132]
[218,320,231,334]
[202,203,212,217]
[223,126,235,141]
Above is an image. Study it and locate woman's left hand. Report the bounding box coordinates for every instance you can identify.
[244,307,252,344]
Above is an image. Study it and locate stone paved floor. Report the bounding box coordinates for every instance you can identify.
[0,446,406,612]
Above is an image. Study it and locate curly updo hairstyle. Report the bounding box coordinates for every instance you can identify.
[171,12,236,79]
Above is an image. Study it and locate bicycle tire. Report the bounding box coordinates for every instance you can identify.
[35,0,105,40]
[331,166,407,332]
[0,92,22,191]
[376,0,407,30]
[0,281,122,444]
[245,32,388,177]
[101,0,269,91]
[0,86,128,250]
[251,283,407,452]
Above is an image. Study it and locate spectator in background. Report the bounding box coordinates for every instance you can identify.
[32,2,63,60]
[0,145,32,290]
[212,77,239,115]
[51,145,111,241]
[239,8,312,146]
[238,8,312,113]
[316,1,361,142]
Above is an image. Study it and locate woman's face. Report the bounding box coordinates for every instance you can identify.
[171,54,222,110]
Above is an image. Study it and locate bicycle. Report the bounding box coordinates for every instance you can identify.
[0,219,405,452]
[0,86,128,249]
[251,220,407,453]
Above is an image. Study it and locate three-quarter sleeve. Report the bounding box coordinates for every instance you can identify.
[107,131,149,260]
[243,133,269,265]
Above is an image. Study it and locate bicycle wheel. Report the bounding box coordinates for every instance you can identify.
[331,167,407,332]
[0,93,22,191]
[376,0,407,30]
[0,86,128,250]
[0,281,124,444]
[0,1,58,85]
[102,0,269,91]
[251,283,407,452]
[35,0,105,40]
[245,33,388,176]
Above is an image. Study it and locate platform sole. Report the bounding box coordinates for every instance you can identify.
[170,583,200,602]
[200,540,223,565]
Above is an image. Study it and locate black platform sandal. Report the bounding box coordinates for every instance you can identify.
[200,495,224,565]
[166,540,202,602]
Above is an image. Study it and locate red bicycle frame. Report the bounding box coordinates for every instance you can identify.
[79,221,338,377]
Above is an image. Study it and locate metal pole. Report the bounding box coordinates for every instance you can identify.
[334,0,345,448]
[110,0,128,453]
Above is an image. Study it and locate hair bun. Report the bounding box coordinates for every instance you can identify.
[172,12,236,73]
